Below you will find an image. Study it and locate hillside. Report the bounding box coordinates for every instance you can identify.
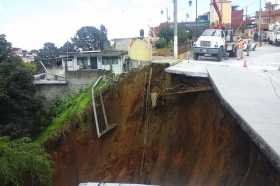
[49,63,280,186]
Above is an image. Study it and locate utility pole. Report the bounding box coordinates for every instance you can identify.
[174,0,178,60]
[258,0,262,46]
[195,0,197,38]
[166,7,169,22]
[269,4,271,23]
[246,6,248,36]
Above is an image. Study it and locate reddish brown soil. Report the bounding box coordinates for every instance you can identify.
[49,64,280,186]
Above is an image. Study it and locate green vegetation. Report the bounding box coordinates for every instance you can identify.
[0,34,52,186]
[0,34,44,139]
[156,24,191,49]
[0,136,54,186]
[155,39,167,49]
[33,42,59,73]
[0,31,114,185]
[34,24,111,73]
[22,61,37,73]
[70,24,109,51]
[157,26,174,45]
[34,80,106,145]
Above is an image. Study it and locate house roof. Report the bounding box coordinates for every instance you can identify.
[59,51,100,55]
[111,37,134,41]
[59,50,128,57]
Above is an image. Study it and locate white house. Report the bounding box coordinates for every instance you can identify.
[59,50,128,76]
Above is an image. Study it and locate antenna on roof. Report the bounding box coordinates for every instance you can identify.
[67,39,68,60]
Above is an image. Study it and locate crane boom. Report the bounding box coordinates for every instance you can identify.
[211,0,223,29]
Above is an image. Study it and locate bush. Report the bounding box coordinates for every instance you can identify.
[155,39,167,49]
[178,31,190,44]
[0,137,54,186]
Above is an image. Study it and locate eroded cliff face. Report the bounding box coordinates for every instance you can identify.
[49,64,280,186]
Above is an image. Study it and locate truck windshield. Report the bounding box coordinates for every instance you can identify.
[201,29,221,37]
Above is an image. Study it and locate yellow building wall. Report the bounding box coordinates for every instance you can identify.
[128,39,152,62]
[210,0,232,27]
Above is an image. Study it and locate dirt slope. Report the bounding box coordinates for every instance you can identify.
[49,64,280,186]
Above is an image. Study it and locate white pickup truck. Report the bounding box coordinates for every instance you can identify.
[193,29,237,62]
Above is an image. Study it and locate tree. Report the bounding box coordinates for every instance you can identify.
[0,136,54,186]
[34,42,59,73]
[157,24,191,46]
[0,35,52,185]
[59,40,77,53]
[103,40,113,50]
[0,34,44,139]
[0,34,12,62]
[178,23,191,44]
[157,26,174,45]
[71,25,109,51]
[99,24,109,50]
[30,49,39,54]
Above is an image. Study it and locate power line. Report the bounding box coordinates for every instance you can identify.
[230,0,260,21]
[247,0,259,8]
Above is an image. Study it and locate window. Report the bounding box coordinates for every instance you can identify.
[202,29,221,37]
[77,57,88,67]
[102,56,118,65]
[263,19,269,23]
[102,58,108,65]
[112,57,118,64]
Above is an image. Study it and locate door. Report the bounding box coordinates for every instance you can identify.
[90,57,97,69]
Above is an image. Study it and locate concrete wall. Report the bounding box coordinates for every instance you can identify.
[46,68,65,80]
[36,69,109,111]
[129,60,150,70]
[35,83,69,111]
[128,39,152,62]
[113,38,131,50]
[66,69,109,93]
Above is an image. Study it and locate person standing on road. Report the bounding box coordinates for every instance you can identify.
[235,39,243,60]
[246,38,251,56]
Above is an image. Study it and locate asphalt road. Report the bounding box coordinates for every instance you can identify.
[167,44,280,84]
[166,43,280,172]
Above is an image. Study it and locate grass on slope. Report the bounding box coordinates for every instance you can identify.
[34,80,105,145]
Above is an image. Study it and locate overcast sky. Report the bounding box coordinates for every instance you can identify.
[0,0,270,51]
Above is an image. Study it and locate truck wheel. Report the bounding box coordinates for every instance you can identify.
[217,47,222,62]
[194,53,198,60]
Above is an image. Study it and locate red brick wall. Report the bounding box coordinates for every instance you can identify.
[232,10,243,25]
